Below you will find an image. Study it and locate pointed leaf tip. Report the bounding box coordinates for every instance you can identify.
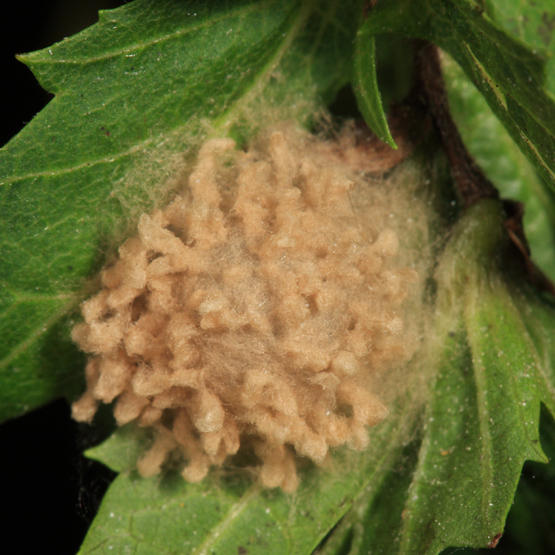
[353,23,397,149]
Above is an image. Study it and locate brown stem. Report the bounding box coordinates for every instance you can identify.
[415,41,498,206]
[414,41,554,294]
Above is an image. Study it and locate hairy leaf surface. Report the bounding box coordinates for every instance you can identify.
[357,0,555,191]
[82,416,410,554]
[484,0,555,96]
[0,0,359,422]
[352,26,396,148]
[441,53,555,282]
[317,201,555,554]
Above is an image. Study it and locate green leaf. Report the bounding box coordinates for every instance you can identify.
[80,416,411,555]
[353,25,397,147]
[317,200,555,554]
[502,407,555,553]
[0,0,359,423]
[358,0,555,190]
[0,290,84,421]
[397,201,553,551]
[441,52,555,282]
[483,0,555,96]
[86,423,152,474]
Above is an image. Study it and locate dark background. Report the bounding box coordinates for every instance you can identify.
[1,0,127,147]
[1,2,554,554]
[1,2,125,553]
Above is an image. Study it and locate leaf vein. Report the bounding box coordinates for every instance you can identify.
[191,485,261,555]
[1,2,312,187]
[0,296,78,371]
[24,3,265,66]
[465,288,495,524]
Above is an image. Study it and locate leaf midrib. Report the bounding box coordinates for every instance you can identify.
[464,280,496,529]
[447,5,555,182]
[191,485,262,555]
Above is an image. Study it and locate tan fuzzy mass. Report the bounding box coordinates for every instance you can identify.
[72,124,416,492]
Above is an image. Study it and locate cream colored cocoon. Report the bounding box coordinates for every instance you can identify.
[72,123,418,492]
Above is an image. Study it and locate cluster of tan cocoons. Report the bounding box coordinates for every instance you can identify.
[72,124,416,492]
